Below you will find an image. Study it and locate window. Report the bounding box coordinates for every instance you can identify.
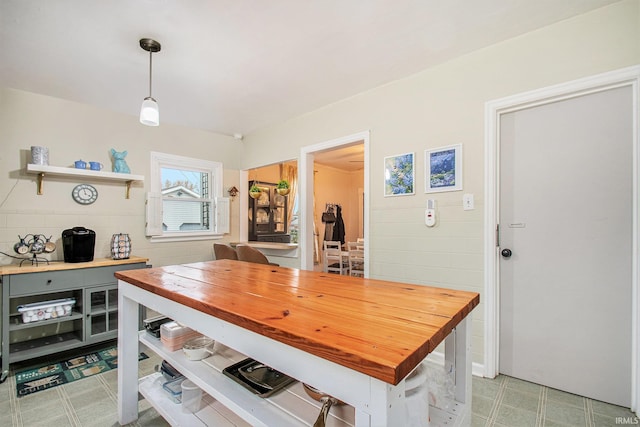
[146,152,229,241]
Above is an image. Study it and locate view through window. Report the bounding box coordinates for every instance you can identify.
[161,167,210,232]
[148,152,226,240]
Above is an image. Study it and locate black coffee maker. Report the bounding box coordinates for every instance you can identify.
[62,227,96,262]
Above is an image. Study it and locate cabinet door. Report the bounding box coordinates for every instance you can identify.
[255,185,271,207]
[272,191,287,233]
[255,185,272,235]
[85,285,118,342]
[249,182,272,239]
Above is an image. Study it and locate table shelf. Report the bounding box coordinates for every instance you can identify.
[139,332,354,427]
[139,373,213,426]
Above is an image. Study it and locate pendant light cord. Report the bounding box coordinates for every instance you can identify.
[148,50,153,98]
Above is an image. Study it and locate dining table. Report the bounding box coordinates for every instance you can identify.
[116,259,479,426]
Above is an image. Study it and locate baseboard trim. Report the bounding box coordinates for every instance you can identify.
[426,350,487,378]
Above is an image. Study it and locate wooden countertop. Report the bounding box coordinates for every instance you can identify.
[115,259,479,385]
[0,256,148,275]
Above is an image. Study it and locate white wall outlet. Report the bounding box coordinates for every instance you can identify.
[463,193,474,210]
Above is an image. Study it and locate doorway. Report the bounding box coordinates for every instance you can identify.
[313,145,365,270]
[484,66,640,411]
[299,131,370,273]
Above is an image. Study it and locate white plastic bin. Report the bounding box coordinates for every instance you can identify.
[17,298,75,323]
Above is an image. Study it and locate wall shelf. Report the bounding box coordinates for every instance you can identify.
[26,164,145,199]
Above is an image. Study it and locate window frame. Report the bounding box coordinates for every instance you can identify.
[148,151,227,242]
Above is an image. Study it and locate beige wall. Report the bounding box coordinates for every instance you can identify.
[0,88,242,268]
[248,163,280,184]
[239,0,640,366]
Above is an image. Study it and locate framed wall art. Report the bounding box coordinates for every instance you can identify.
[425,144,462,193]
[384,152,415,197]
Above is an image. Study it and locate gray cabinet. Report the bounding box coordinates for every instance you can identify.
[0,257,147,382]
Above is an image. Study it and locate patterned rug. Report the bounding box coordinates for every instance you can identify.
[15,346,148,397]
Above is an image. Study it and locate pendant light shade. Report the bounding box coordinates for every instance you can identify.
[139,38,161,126]
[140,97,159,126]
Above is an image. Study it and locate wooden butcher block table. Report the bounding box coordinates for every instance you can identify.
[116,259,479,426]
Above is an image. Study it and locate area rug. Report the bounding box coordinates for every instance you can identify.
[15,346,148,397]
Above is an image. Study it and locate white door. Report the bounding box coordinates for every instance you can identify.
[499,86,633,406]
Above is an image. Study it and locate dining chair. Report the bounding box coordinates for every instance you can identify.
[213,243,238,260]
[323,240,348,275]
[347,242,364,251]
[236,244,279,266]
[348,249,365,277]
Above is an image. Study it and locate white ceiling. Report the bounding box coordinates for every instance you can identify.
[1,0,619,137]
[314,142,365,172]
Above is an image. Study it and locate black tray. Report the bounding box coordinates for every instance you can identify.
[144,315,172,338]
[222,358,295,397]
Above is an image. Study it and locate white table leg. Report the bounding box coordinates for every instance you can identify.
[445,316,472,425]
[354,379,406,426]
[118,281,140,425]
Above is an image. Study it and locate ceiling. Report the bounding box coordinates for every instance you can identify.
[314,143,365,172]
[1,1,619,137]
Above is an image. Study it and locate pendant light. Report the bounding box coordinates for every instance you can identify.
[139,38,161,126]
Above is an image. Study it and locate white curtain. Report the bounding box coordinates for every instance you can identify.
[280,164,298,235]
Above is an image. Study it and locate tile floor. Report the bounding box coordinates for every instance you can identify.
[472,375,637,427]
[0,346,168,427]
[0,346,636,426]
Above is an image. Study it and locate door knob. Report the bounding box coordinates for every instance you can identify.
[501,248,512,258]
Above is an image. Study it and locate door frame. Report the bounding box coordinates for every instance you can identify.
[483,65,640,412]
[299,131,370,274]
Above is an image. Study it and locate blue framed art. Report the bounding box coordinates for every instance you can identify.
[425,144,462,193]
[384,152,415,197]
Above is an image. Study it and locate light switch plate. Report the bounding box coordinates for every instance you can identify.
[463,193,474,210]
